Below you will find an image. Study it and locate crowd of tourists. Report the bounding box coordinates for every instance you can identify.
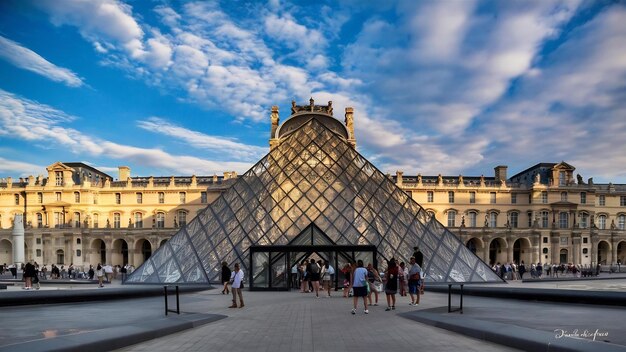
[0,261,135,289]
[219,247,427,315]
[491,261,604,280]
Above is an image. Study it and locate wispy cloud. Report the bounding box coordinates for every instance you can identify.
[0,89,253,175]
[0,157,45,177]
[0,35,83,87]
[137,117,266,160]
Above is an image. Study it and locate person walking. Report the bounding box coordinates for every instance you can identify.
[299,260,309,293]
[221,262,232,295]
[351,260,369,314]
[384,258,399,311]
[407,256,422,306]
[96,263,105,288]
[229,263,245,308]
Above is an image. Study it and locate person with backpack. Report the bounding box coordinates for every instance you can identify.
[307,259,321,298]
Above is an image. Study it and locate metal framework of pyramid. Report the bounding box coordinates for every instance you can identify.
[126,116,501,284]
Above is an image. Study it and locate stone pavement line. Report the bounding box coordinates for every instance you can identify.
[116,290,519,352]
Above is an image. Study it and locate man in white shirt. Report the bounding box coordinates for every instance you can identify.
[229,263,245,308]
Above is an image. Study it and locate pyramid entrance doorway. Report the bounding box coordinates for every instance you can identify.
[249,223,377,291]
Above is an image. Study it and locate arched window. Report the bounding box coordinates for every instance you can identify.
[113,213,121,228]
[447,210,456,227]
[74,191,80,203]
[158,192,165,204]
[468,211,477,228]
[93,213,99,228]
[510,212,519,228]
[177,210,187,227]
[541,211,549,228]
[490,212,498,228]
[559,212,569,229]
[156,212,165,228]
[56,249,65,265]
[134,212,143,228]
[36,213,43,228]
[619,214,626,230]
[598,215,607,230]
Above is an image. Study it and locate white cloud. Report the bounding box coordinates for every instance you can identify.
[137,117,266,160]
[0,89,254,175]
[0,157,45,177]
[0,35,83,87]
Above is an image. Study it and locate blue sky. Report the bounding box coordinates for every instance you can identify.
[0,1,625,183]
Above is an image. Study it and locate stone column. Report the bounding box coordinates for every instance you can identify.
[590,231,598,265]
[550,231,559,264]
[571,232,581,265]
[12,214,25,267]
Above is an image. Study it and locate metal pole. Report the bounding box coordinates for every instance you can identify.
[460,284,464,314]
[448,284,452,313]
[176,285,180,314]
[164,286,168,315]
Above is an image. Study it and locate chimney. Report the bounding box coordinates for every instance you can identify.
[118,166,130,181]
[494,165,508,183]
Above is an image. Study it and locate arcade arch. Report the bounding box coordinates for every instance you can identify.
[513,238,532,265]
[597,241,611,265]
[488,237,507,266]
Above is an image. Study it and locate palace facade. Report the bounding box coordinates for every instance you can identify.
[1,106,625,271]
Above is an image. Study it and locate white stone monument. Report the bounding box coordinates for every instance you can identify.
[12,213,25,267]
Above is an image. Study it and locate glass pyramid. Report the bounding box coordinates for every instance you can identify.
[126,116,502,284]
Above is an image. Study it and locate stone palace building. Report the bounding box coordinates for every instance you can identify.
[1,103,625,271]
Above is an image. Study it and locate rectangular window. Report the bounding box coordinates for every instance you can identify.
[180,192,186,204]
[55,171,63,186]
[134,213,143,228]
[448,191,454,203]
[201,192,207,204]
[621,196,626,206]
[93,214,99,228]
[37,192,43,203]
[510,212,518,228]
[559,212,569,229]
[93,193,98,204]
[527,211,533,227]
[115,193,121,205]
[583,237,588,244]
[580,213,588,229]
[427,191,433,203]
[559,171,566,186]
[469,192,476,204]
[528,193,532,204]
[447,211,456,227]
[36,238,42,245]
[469,212,477,227]
[14,194,19,205]
[55,192,61,201]
[618,215,625,230]
[74,192,80,203]
[580,192,586,204]
[511,193,517,204]
[37,213,43,228]
[136,192,143,204]
[158,192,165,204]
[489,212,497,228]
[541,191,548,204]
[36,249,42,257]
[541,211,549,228]
[113,213,121,228]
[599,195,605,206]
[561,192,567,201]
[490,192,496,204]
[543,237,549,244]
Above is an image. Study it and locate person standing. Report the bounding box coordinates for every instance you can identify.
[399,261,408,297]
[229,263,245,308]
[366,263,382,306]
[407,256,422,306]
[23,261,36,290]
[221,262,231,295]
[384,258,399,311]
[308,259,321,298]
[351,260,369,314]
[96,263,105,288]
[320,260,335,297]
[299,260,309,293]
[342,263,352,298]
